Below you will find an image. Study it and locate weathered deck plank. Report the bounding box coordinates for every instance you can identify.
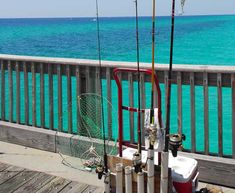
[0,170,38,193]
[36,177,71,193]
[0,166,24,185]
[0,162,102,193]
[13,172,55,193]
[59,181,88,193]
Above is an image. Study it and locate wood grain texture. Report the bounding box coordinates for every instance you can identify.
[217,73,223,157]
[1,60,5,120]
[0,121,56,152]
[76,66,81,134]
[13,172,55,193]
[16,62,20,124]
[0,170,38,193]
[40,63,45,128]
[106,67,112,139]
[57,64,62,132]
[35,177,71,193]
[232,74,235,159]
[203,72,209,155]
[32,62,36,127]
[0,166,24,185]
[8,61,13,122]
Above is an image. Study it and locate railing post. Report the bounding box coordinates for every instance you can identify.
[40,63,45,128]
[16,62,20,124]
[203,72,209,155]
[57,64,62,132]
[32,62,36,127]
[23,62,29,125]
[232,74,235,159]
[8,61,13,122]
[106,67,112,139]
[217,73,223,157]
[76,66,81,133]
[1,60,5,121]
[67,65,72,134]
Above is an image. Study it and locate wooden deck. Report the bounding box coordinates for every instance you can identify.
[0,162,103,193]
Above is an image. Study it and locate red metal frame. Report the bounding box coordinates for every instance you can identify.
[113,68,162,157]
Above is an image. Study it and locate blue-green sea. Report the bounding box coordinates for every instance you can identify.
[0,15,235,155]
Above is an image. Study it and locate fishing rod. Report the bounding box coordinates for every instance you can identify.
[132,0,143,174]
[150,0,156,132]
[161,0,185,192]
[94,0,110,192]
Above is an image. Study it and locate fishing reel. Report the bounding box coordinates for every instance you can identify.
[96,164,105,180]
[168,134,186,157]
[132,151,142,173]
[149,124,157,146]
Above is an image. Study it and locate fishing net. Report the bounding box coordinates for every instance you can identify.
[60,93,118,171]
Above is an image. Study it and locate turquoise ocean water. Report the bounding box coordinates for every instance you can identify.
[0,15,235,155]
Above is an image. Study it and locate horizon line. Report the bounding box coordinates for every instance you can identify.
[0,13,234,20]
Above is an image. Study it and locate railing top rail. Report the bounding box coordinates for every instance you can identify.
[0,54,235,74]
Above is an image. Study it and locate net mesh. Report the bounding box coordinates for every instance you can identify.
[59,93,118,170]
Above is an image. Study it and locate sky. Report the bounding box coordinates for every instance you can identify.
[0,0,234,18]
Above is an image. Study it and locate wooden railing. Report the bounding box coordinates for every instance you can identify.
[0,54,234,159]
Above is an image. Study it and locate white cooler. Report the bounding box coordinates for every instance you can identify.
[122,148,199,193]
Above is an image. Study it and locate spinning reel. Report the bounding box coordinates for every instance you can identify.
[168,133,186,157]
[132,151,142,173]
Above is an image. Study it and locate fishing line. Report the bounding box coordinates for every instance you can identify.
[134,0,142,157]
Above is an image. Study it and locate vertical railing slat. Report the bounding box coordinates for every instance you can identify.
[190,72,196,153]
[177,72,182,134]
[67,65,72,133]
[76,66,81,133]
[128,73,134,144]
[164,71,169,119]
[24,62,29,125]
[40,63,45,128]
[57,64,62,132]
[48,64,54,130]
[86,66,91,92]
[140,73,146,145]
[16,62,20,124]
[217,73,223,157]
[232,74,235,159]
[203,72,209,155]
[32,62,36,127]
[1,60,5,121]
[8,61,13,122]
[106,68,112,139]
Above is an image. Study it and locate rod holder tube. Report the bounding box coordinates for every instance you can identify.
[116,163,123,193]
[104,171,111,193]
[147,149,154,193]
[160,152,169,193]
[125,166,133,193]
[137,172,144,193]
